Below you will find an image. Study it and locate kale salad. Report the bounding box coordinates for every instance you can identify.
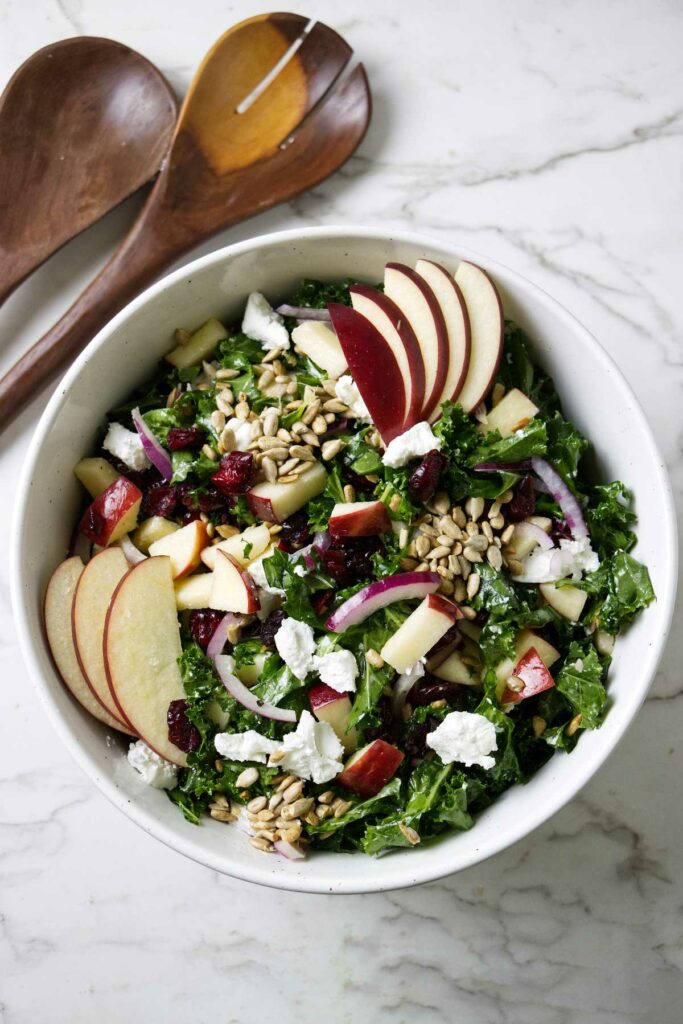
[46,261,655,860]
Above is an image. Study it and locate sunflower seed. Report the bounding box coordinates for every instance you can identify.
[322,438,343,461]
[398,823,420,845]
[312,415,328,435]
[247,796,267,813]
[262,456,278,482]
[282,780,305,804]
[487,545,503,571]
[466,572,481,599]
[257,369,275,390]
[532,716,547,737]
[235,401,250,420]
[289,444,315,462]
[235,767,259,789]
[452,506,467,528]
[249,836,274,853]
[490,515,505,530]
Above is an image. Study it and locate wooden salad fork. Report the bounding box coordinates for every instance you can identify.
[0,37,177,305]
[0,13,370,432]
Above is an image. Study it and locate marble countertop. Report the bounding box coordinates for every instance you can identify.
[1,1,681,1020]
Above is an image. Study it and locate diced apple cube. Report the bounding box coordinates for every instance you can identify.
[338,739,404,798]
[201,523,271,570]
[380,593,463,673]
[210,550,261,613]
[174,573,214,610]
[309,683,358,754]
[165,318,227,369]
[247,462,327,523]
[291,321,348,378]
[78,477,142,547]
[540,582,588,622]
[329,500,391,538]
[485,388,539,438]
[148,519,209,579]
[433,651,481,687]
[132,516,180,554]
[501,647,555,704]
[74,457,120,498]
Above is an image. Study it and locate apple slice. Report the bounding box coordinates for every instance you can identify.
[74,458,120,498]
[165,317,227,369]
[104,556,188,765]
[540,582,588,622]
[44,558,129,731]
[433,651,481,687]
[502,647,556,705]
[235,651,267,687]
[309,683,358,754]
[329,500,391,538]
[174,573,214,610]
[247,461,327,523]
[453,261,504,412]
[338,739,404,798]
[291,320,348,378]
[133,516,180,554]
[380,593,463,673]
[383,263,448,420]
[72,547,130,726]
[210,550,261,613]
[78,476,142,547]
[495,627,560,687]
[327,303,407,444]
[201,523,271,570]
[414,260,471,415]
[485,388,538,437]
[148,519,209,579]
[349,284,425,426]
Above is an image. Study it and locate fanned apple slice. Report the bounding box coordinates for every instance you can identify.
[327,303,407,443]
[45,558,129,731]
[454,261,504,412]
[383,263,449,420]
[72,547,131,727]
[349,285,425,427]
[414,260,471,416]
[104,556,188,766]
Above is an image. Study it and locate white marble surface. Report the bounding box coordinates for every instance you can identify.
[1,1,682,1020]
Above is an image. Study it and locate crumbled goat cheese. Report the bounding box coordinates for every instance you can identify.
[382,421,442,468]
[242,292,290,351]
[215,729,279,764]
[426,711,498,770]
[293,563,307,578]
[513,536,600,584]
[268,710,343,783]
[335,375,371,422]
[274,617,316,681]
[102,422,151,472]
[127,740,178,789]
[313,649,359,693]
[225,415,254,452]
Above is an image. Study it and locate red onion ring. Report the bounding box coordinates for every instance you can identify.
[132,407,173,481]
[530,457,588,538]
[206,613,246,660]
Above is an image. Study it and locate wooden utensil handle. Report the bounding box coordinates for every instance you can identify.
[0,184,188,431]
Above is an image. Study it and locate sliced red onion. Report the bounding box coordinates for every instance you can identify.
[214,654,296,723]
[276,304,332,322]
[391,673,417,721]
[118,535,147,565]
[132,407,173,481]
[313,531,331,554]
[474,460,532,473]
[273,839,306,860]
[71,530,93,565]
[531,457,588,538]
[513,521,554,552]
[206,613,246,660]
[326,572,440,633]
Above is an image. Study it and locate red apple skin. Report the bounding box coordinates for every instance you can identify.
[246,492,277,522]
[425,593,463,622]
[221,551,261,614]
[385,263,449,421]
[329,501,391,538]
[79,477,142,547]
[327,303,407,444]
[338,739,404,798]
[349,284,425,427]
[502,647,555,704]
[309,682,346,711]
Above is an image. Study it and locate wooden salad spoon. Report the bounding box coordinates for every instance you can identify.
[0,13,370,431]
[0,37,177,305]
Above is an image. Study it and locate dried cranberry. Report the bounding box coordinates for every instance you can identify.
[278,511,312,552]
[321,535,382,587]
[107,458,159,492]
[197,486,233,515]
[167,699,201,752]
[142,483,179,519]
[345,470,375,498]
[408,677,465,708]
[311,589,334,617]
[507,475,536,521]
[211,452,255,495]
[188,608,224,650]
[167,426,206,451]
[551,516,572,544]
[409,450,449,503]
[260,609,286,649]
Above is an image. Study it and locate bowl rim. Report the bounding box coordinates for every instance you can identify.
[11,225,678,894]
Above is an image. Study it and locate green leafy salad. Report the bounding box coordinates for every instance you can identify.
[50,263,655,860]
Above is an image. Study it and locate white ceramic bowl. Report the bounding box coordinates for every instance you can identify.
[11,227,677,894]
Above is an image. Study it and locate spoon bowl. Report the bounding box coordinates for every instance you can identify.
[0,37,177,304]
